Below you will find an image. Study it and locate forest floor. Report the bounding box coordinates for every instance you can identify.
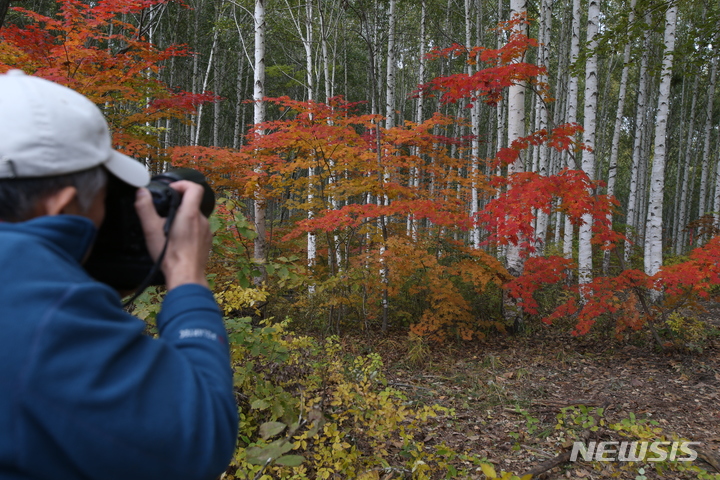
[353,303,720,479]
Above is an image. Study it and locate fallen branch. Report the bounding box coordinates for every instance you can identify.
[532,399,606,409]
[521,450,572,478]
[697,447,720,473]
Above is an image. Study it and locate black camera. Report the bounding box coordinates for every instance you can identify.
[84,168,215,291]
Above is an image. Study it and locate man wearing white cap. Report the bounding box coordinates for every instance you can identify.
[0,70,237,479]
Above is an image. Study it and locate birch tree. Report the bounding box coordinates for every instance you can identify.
[563,0,582,259]
[644,1,677,277]
[281,0,318,278]
[467,0,481,249]
[624,13,651,265]
[505,0,527,276]
[385,0,397,129]
[253,0,267,280]
[699,56,717,232]
[579,0,600,285]
[532,0,552,253]
[408,0,426,240]
[603,0,636,273]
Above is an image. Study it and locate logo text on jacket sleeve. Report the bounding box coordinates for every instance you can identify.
[178,328,218,341]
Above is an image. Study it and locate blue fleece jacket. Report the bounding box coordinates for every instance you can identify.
[0,215,238,480]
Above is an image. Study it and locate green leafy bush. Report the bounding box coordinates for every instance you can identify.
[223,317,472,479]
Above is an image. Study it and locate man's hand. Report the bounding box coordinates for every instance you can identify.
[134,181,212,291]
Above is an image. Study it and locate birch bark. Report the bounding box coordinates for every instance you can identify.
[603,0,636,273]
[644,3,677,277]
[385,0,397,129]
[505,0,527,275]
[563,0,582,259]
[579,0,600,285]
[699,57,718,233]
[624,15,651,265]
[533,0,552,254]
[253,0,267,280]
[467,0,481,249]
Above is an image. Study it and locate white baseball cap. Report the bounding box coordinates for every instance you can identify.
[0,69,149,187]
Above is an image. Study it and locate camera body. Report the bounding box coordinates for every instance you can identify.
[84,168,215,291]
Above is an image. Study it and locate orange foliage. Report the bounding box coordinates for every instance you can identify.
[0,0,212,166]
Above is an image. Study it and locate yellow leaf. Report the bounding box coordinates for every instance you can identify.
[480,463,497,478]
[520,475,533,480]
[356,471,380,480]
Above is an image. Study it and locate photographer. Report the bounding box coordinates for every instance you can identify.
[0,70,238,479]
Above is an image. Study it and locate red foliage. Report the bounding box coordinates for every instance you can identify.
[659,236,720,298]
[505,256,575,315]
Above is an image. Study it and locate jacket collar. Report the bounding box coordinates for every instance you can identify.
[0,215,97,262]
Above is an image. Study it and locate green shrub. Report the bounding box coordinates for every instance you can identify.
[223,317,472,479]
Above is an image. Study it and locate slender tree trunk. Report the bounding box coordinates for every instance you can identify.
[533,0,552,254]
[637,109,652,241]
[193,26,218,146]
[706,59,720,229]
[675,77,700,253]
[624,15,651,265]
[233,50,245,149]
[0,0,11,30]
[253,0,267,281]
[563,0,582,259]
[578,0,599,286]
[552,4,570,247]
[466,0,482,249]
[644,2,677,277]
[189,0,202,145]
[505,0,527,276]
[408,0,426,240]
[303,0,317,291]
[318,0,332,102]
[385,0,397,129]
[603,0,636,273]
[700,57,718,233]
[212,3,221,148]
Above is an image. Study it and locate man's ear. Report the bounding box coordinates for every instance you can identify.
[42,186,78,216]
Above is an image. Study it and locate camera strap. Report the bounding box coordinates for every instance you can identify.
[122,191,181,309]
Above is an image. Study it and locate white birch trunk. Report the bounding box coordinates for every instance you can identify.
[253,0,267,275]
[193,26,218,147]
[304,0,317,290]
[603,0,636,272]
[563,0,582,259]
[408,0,426,240]
[624,17,651,265]
[706,59,720,228]
[385,0,397,129]
[319,0,332,102]
[466,0,481,249]
[533,0,552,253]
[578,0,600,286]
[552,12,570,247]
[644,3,677,277]
[505,0,527,275]
[699,57,718,229]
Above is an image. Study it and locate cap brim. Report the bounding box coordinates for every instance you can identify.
[105,150,150,187]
